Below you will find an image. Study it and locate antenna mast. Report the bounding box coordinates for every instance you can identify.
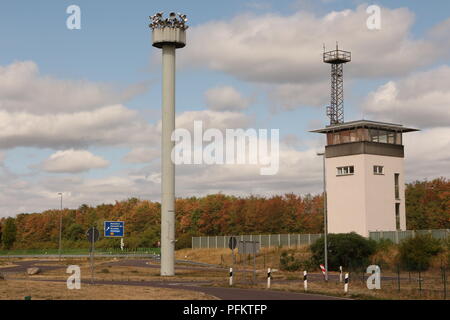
[323,43,351,125]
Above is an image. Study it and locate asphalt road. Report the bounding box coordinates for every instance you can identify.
[0,260,62,273]
[92,279,345,300]
[1,259,346,300]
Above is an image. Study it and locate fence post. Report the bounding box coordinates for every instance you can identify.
[191,237,194,249]
[443,265,447,300]
[269,234,271,248]
[395,231,399,244]
[278,234,281,247]
[308,234,311,245]
[267,268,271,289]
[288,234,291,248]
[344,273,349,293]
[418,270,422,294]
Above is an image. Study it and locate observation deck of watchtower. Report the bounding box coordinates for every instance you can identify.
[323,47,351,64]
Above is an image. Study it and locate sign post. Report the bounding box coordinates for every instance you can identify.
[228,236,237,268]
[104,221,125,238]
[237,240,260,283]
[86,226,99,284]
[104,221,125,252]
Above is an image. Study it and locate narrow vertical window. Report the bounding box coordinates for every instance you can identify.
[394,173,400,200]
[395,203,401,230]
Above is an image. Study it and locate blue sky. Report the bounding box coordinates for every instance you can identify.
[0,0,449,216]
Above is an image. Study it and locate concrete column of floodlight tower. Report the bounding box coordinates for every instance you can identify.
[151,16,187,276]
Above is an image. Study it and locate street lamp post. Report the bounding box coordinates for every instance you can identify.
[58,193,63,261]
[150,12,188,276]
[317,152,328,281]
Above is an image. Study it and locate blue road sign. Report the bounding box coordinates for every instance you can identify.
[104,221,125,237]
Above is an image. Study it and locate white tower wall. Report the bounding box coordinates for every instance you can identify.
[326,154,406,237]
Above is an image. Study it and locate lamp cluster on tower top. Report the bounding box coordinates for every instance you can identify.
[149,12,189,30]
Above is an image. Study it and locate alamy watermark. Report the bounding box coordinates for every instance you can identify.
[66,265,81,290]
[171,121,280,176]
[366,265,381,289]
[366,5,381,30]
[66,5,81,30]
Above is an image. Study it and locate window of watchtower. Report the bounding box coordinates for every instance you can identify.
[327,128,369,145]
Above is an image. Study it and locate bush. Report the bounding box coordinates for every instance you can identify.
[371,239,398,271]
[2,218,17,250]
[279,251,300,271]
[310,232,377,271]
[65,224,85,241]
[176,233,193,250]
[398,235,443,272]
[279,249,315,272]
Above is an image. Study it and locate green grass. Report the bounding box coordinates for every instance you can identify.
[0,247,160,256]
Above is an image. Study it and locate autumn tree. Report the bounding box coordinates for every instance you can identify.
[2,218,17,249]
[406,177,449,229]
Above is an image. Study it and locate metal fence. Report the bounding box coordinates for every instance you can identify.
[369,229,449,244]
[192,233,323,249]
[192,229,449,249]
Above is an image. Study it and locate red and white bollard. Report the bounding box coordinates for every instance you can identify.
[320,264,327,280]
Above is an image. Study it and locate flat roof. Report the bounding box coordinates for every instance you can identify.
[310,119,420,134]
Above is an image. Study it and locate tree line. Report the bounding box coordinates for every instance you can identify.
[0,177,448,250]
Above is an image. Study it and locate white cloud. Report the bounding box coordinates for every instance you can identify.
[204,86,251,111]
[268,81,330,110]
[41,149,110,173]
[404,127,450,180]
[363,65,450,128]
[0,61,147,114]
[123,148,160,164]
[0,105,158,149]
[180,6,446,84]
[174,109,252,132]
[244,1,272,10]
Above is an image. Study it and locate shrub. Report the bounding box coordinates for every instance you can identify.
[65,224,85,241]
[310,232,377,271]
[279,249,315,272]
[398,235,443,272]
[371,239,398,271]
[176,233,193,250]
[279,251,300,271]
[2,218,16,250]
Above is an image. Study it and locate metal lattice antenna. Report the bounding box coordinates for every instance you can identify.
[323,43,351,125]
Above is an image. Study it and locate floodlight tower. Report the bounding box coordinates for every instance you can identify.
[150,12,188,276]
[323,43,351,125]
